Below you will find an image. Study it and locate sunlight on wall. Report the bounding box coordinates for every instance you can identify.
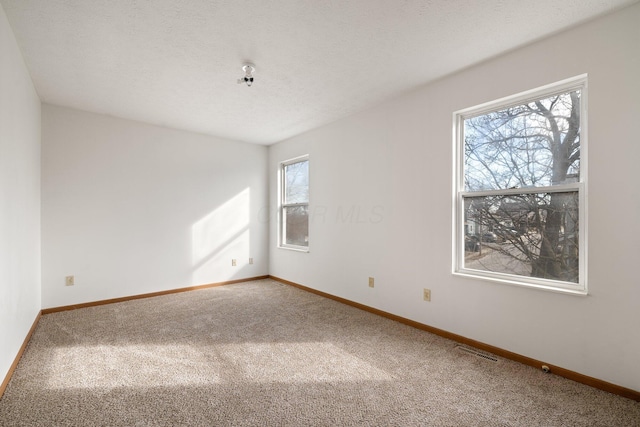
[192,229,251,284]
[191,188,251,283]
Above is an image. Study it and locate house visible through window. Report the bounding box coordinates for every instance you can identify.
[454,76,587,294]
[280,155,309,250]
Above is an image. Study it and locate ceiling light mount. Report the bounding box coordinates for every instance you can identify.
[238,63,255,87]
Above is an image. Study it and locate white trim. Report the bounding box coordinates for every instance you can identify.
[281,154,310,167]
[579,77,589,294]
[453,271,587,296]
[452,75,587,294]
[456,74,588,120]
[460,183,581,198]
[278,245,310,253]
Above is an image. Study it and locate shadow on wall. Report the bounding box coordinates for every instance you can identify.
[191,188,251,285]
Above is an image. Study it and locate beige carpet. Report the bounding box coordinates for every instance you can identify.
[1,279,638,426]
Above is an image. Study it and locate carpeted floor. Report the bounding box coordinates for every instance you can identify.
[1,279,638,426]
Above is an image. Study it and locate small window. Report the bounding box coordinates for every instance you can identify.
[454,76,587,294]
[279,155,309,251]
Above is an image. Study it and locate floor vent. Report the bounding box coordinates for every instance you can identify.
[455,345,499,362]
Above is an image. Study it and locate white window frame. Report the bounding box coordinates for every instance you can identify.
[278,155,310,252]
[452,75,588,295]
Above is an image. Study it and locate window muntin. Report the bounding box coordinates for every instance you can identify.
[280,156,309,250]
[454,76,587,294]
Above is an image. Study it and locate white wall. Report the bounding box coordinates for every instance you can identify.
[0,5,41,383]
[269,4,640,391]
[42,105,269,309]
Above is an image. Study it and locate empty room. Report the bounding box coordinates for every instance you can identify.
[1,0,639,425]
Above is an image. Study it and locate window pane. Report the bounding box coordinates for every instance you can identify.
[284,160,309,204]
[463,191,579,283]
[284,205,309,247]
[464,90,580,191]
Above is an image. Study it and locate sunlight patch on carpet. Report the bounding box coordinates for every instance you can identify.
[46,344,221,389]
[46,341,391,390]
[219,342,393,383]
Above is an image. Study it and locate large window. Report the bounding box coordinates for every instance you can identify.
[279,155,309,251]
[454,76,587,294]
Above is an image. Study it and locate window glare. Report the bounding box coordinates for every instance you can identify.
[463,192,579,283]
[284,160,309,204]
[464,90,581,191]
[280,156,309,250]
[284,206,309,246]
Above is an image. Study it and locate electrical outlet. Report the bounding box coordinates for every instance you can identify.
[232,259,237,266]
[65,276,74,286]
[423,288,431,302]
[368,277,374,288]
[249,258,254,265]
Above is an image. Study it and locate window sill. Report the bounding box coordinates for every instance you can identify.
[453,270,588,296]
[278,245,309,253]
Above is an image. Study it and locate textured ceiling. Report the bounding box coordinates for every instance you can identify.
[2,0,637,145]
